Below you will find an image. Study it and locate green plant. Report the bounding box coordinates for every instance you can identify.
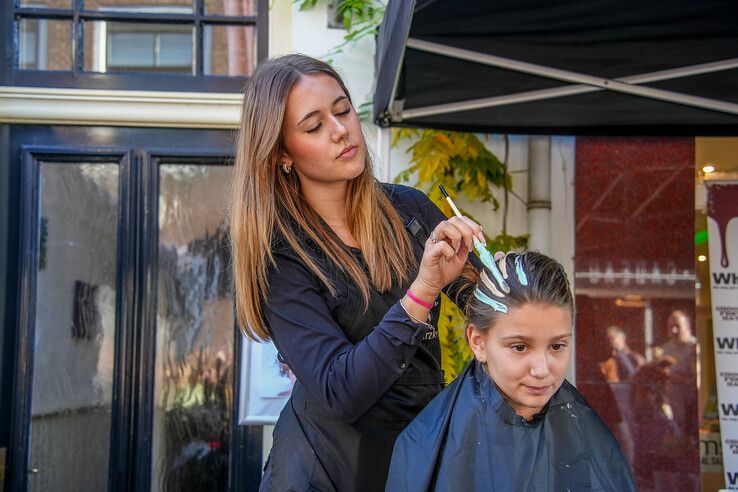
[294,0,386,61]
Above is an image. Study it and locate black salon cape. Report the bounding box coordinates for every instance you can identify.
[386,361,638,492]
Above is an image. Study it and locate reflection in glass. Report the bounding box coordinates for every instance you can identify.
[83,1,192,12]
[19,0,72,6]
[19,18,73,71]
[204,0,257,16]
[204,24,256,76]
[152,165,233,492]
[29,163,119,492]
[574,137,698,491]
[84,21,193,74]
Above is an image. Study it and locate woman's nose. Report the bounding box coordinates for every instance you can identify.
[330,116,348,141]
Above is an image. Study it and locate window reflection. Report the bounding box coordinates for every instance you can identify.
[29,162,119,491]
[83,1,193,12]
[19,19,73,71]
[84,21,194,74]
[15,2,258,78]
[574,137,699,492]
[204,0,257,16]
[152,164,233,492]
[19,0,72,7]
[204,24,256,76]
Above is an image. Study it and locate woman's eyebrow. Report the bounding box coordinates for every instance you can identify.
[297,110,320,126]
[297,96,348,126]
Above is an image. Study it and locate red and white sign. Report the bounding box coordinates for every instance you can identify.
[707,181,738,489]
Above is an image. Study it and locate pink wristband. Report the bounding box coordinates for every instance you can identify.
[406,289,434,309]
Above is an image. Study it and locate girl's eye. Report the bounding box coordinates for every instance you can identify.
[306,122,323,133]
[337,108,351,116]
[551,343,567,352]
[511,345,527,353]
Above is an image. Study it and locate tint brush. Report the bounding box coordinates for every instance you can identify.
[438,185,510,294]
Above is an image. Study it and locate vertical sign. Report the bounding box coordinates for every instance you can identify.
[707,181,738,488]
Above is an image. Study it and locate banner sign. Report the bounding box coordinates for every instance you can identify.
[707,181,738,489]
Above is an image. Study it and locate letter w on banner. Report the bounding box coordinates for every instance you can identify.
[707,181,738,488]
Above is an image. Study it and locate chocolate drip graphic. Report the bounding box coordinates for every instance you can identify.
[707,184,738,268]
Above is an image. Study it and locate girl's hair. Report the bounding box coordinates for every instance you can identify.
[230,54,415,340]
[464,252,574,331]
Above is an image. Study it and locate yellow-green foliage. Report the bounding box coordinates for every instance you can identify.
[438,294,473,385]
[393,128,508,209]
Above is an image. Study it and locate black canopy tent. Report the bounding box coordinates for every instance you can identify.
[373,0,738,135]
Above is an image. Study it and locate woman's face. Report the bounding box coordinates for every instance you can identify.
[280,73,366,191]
[467,303,573,421]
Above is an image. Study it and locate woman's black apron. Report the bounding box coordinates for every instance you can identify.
[260,213,444,492]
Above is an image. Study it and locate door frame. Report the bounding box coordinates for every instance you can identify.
[9,146,135,491]
[4,126,263,491]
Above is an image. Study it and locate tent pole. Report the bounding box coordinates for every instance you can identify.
[376,126,392,183]
[401,57,738,120]
[405,38,738,117]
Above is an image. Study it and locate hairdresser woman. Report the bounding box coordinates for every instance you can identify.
[229,54,484,492]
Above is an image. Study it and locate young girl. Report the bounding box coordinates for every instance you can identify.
[230,54,484,491]
[386,252,637,491]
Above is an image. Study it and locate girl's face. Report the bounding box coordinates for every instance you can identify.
[467,303,573,421]
[280,73,366,191]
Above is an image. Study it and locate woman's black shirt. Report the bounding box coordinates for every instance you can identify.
[259,184,479,491]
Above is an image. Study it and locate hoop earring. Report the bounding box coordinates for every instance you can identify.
[281,163,291,174]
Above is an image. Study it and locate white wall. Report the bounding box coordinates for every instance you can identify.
[269,1,376,108]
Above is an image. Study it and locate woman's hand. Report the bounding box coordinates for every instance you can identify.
[409,216,484,303]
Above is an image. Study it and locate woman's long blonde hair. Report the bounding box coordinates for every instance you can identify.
[230,54,415,340]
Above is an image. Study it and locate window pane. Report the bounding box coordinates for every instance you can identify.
[110,31,156,66]
[574,137,699,491]
[19,0,72,7]
[19,18,73,71]
[152,164,233,492]
[158,32,193,67]
[204,0,256,16]
[82,1,192,12]
[84,21,194,74]
[28,162,119,491]
[203,24,255,76]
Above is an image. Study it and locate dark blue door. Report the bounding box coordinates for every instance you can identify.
[4,126,262,491]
